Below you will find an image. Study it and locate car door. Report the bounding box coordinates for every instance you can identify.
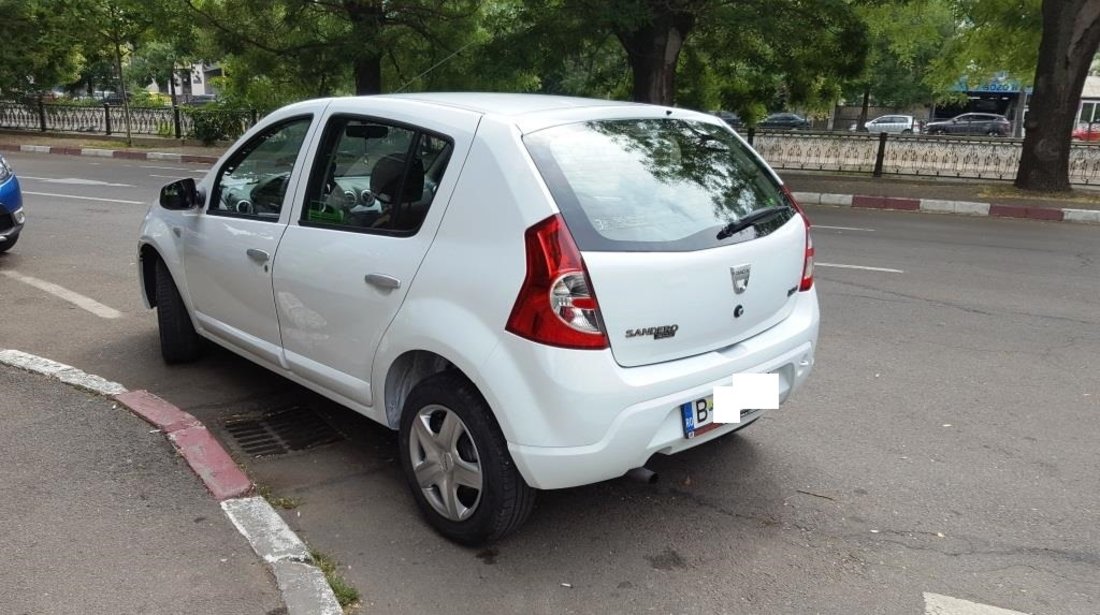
[271,100,480,409]
[181,113,318,366]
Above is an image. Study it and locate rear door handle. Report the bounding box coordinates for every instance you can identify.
[365,273,401,290]
[246,248,270,264]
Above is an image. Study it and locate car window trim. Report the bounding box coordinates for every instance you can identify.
[207,114,314,222]
[297,112,454,237]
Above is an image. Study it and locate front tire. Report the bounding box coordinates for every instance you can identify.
[399,372,535,545]
[154,258,202,364]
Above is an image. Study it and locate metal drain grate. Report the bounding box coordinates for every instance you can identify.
[223,405,343,457]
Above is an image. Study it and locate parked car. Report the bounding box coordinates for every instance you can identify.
[757,112,811,130]
[1072,122,1100,141]
[925,113,1011,136]
[137,94,819,544]
[714,110,743,129]
[0,153,25,253]
[850,115,917,134]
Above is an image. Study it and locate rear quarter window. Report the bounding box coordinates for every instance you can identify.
[524,118,794,252]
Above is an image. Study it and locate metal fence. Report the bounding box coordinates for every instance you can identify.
[0,101,257,140]
[748,129,1100,186]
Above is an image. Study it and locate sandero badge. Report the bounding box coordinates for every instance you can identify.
[625,324,679,340]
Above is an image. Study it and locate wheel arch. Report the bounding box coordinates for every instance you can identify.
[382,349,474,430]
[139,243,161,308]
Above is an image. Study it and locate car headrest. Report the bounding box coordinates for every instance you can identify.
[370,154,424,203]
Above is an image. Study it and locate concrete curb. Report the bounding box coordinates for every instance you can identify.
[0,348,341,615]
[0,141,220,164]
[793,191,1100,224]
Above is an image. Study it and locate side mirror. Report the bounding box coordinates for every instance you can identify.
[159,178,200,210]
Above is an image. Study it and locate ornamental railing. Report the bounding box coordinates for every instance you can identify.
[0,101,257,140]
[746,129,1100,186]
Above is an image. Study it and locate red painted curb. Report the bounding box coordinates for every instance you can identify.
[169,425,253,501]
[52,146,81,156]
[0,143,18,152]
[112,150,147,160]
[115,389,201,433]
[114,389,251,501]
[852,195,921,210]
[989,203,1064,221]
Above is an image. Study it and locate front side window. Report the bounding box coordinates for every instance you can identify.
[210,117,312,220]
[525,118,795,252]
[302,116,453,235]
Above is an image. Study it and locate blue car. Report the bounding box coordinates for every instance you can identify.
[0,153,24,252]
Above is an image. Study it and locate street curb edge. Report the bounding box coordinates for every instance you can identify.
[0,349,341,615]
[798,191,1099,224]
[0,141,220,164]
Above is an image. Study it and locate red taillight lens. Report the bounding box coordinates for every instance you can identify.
[781,186,814,291]
[506,215,609,349]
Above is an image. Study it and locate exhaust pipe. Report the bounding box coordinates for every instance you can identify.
[625,466,658,484]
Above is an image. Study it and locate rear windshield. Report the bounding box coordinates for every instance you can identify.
[524,118,794,252]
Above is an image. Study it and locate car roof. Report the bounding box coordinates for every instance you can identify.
[279,93,724,135]
[364,92,642,117]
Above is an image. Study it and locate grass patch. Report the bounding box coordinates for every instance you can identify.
[256,485,301,510]
[978,184,1100,207]
[310,549,361,610]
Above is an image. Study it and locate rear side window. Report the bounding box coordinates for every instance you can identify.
[301,115,453,235]
[524,118,794,252]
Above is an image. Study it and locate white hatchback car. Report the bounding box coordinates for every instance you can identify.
[138,93,819,544]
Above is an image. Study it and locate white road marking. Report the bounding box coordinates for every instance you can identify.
[1,271,123,319]
[815,224,875,232]
[0,349,127,395]
[817,262,904,274]
[22,191,142,205]
[20,175,133,187]
[924,592,1030,615]
[140,164,189,171]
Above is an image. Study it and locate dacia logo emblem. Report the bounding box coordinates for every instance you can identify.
[731,264,751,295]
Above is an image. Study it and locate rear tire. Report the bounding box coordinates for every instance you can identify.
[399,371,535,545]
[154,258,202,364]
[0,233,17,253]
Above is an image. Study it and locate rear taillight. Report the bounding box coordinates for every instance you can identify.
[781,186,814,291]
[506,215,609,349]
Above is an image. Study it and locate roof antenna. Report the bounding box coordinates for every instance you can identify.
[394,40,478,94]
[666,109,673,116]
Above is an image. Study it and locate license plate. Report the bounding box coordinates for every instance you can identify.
[680,396,754,439]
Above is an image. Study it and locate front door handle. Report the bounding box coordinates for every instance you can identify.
[365,273,401,290]
[246,248,270,264]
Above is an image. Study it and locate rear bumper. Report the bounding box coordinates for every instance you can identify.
[488,289,819,490]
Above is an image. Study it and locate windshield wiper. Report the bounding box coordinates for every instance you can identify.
[716,207,787,240]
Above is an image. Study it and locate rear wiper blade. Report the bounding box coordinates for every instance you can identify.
[716,207,786,240]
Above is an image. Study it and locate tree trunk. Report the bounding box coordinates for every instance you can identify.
[113,39,133,147]
[857,88,870,130]
[1015,0,1100,192]
[616,8,695,105]
[345,1,385,94]
[353,55,383,95]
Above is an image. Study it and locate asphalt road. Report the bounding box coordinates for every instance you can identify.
[1,152,1097,615]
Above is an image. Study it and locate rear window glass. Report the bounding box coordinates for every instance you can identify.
[524,118,794,252]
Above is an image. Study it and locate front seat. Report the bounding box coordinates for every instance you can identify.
[370,154,425,230]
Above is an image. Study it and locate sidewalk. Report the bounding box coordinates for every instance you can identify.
[3,129,1099,223]
[0,365,284,614]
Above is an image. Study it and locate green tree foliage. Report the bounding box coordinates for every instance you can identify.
[927,0,1040,96]
[483,0,868,114]
[0,0,83,99]
[847,0,956,116]
[185,0,482,103]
